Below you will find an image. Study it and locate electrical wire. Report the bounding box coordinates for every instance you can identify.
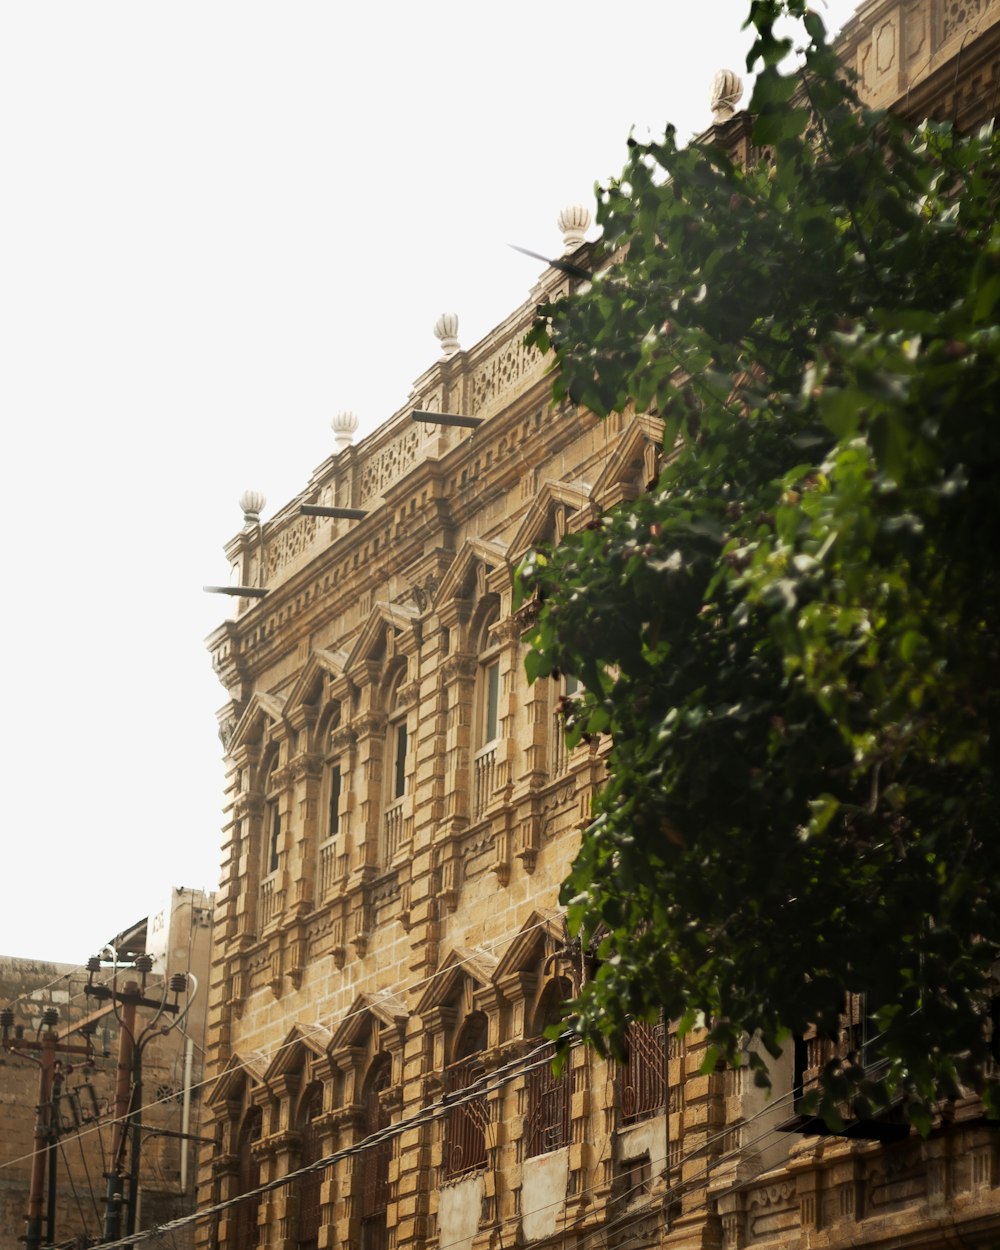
[0,911,564,1175]
[96,1040,819,1250]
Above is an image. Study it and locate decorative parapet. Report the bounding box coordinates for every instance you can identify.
[221,278,563,601]
[838,0,1000,115]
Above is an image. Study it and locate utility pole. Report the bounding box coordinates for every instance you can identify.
[0,1005,95,1250]
[85,953,189,1243]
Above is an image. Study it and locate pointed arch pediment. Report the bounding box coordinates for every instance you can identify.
[591,414,665,508]
[227,690,287,756]
[207,1050,268,1107]
[330,990,409,1051]
[507,480,593,563]
[344,601,420,677]
[414,946,499,1017]
[282,648,349,728]
[262,1023,334,1082]
[434,537,508,608]
[494,910,568,981]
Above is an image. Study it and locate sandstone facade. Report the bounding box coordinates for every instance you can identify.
[201,4,1000,1250]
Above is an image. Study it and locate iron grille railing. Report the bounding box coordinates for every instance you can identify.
[621,1020,667,1124]
[525,1041,571,1157]
[259,877,282,926]
[445,1057,488,1176]
[383,800,405,863]
[473,746,496,819]
[551,711,569,778]
[319,839,339,898]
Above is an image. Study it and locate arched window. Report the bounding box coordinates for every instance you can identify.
[233,1106,263,1248]
[382,669,409,864]
[445,1013,489,1177]
[473,608,500,819]
[525,980,572,1157]
[620,1018,666,1125]
[359,1056,392,1250]
[295,1083,325,1250]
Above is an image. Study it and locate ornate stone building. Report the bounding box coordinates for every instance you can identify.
[201,4,1000,1250]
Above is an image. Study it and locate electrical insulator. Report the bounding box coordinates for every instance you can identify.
[134,954,153,974]
[0,1008,14,1033]
[42,1007,59,1028]
[86,956,101,974]
[169,973,188,994]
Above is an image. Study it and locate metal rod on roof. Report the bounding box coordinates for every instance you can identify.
[411,409,482,429]
[299,504,368,520]
[203,586,269,599]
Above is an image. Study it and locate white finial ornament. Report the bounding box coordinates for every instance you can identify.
[558,204,591,253]
[239,490,266,527]
[434,312,460,358]
[331,410,359,451]
[711,69,744,123]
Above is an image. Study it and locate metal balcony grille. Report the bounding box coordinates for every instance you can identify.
[525,1042,571,1157]
[445,1056,489,1176]
[473,746,496,819]
[621,1020,666,1125]
[383,800,404,864]
[319,840,338,898]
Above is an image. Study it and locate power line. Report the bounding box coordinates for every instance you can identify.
[0,912,562,1176]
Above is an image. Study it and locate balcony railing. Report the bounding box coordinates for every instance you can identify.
[383,800,405,865]
[473,746,496,819]
[319,839,341,898]
[551,712,569,778]
[259,877,282,927]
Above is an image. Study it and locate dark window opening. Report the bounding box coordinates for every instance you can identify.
[393,723,407,800]
[327,766,341,840]
[295,1084,324,1250]
[359,1057,392,1250]
[233,1107,263,1248]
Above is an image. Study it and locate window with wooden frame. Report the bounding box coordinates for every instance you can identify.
[445,1013,489,1177]
[525,980,572,1158]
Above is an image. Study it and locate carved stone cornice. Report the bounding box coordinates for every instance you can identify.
[330,725,357,754]
[271,764,295,790]
[234,793,264,819]
[287,703,318,734]
[440,654,476,684]
[292,752,323,781]
[397,679,420,710]
[353,713,387,740]
[491,617,522,646]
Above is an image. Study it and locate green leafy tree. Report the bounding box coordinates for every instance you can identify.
[517,1,1000,1130]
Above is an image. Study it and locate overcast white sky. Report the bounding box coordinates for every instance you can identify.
[1,1,860,965]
